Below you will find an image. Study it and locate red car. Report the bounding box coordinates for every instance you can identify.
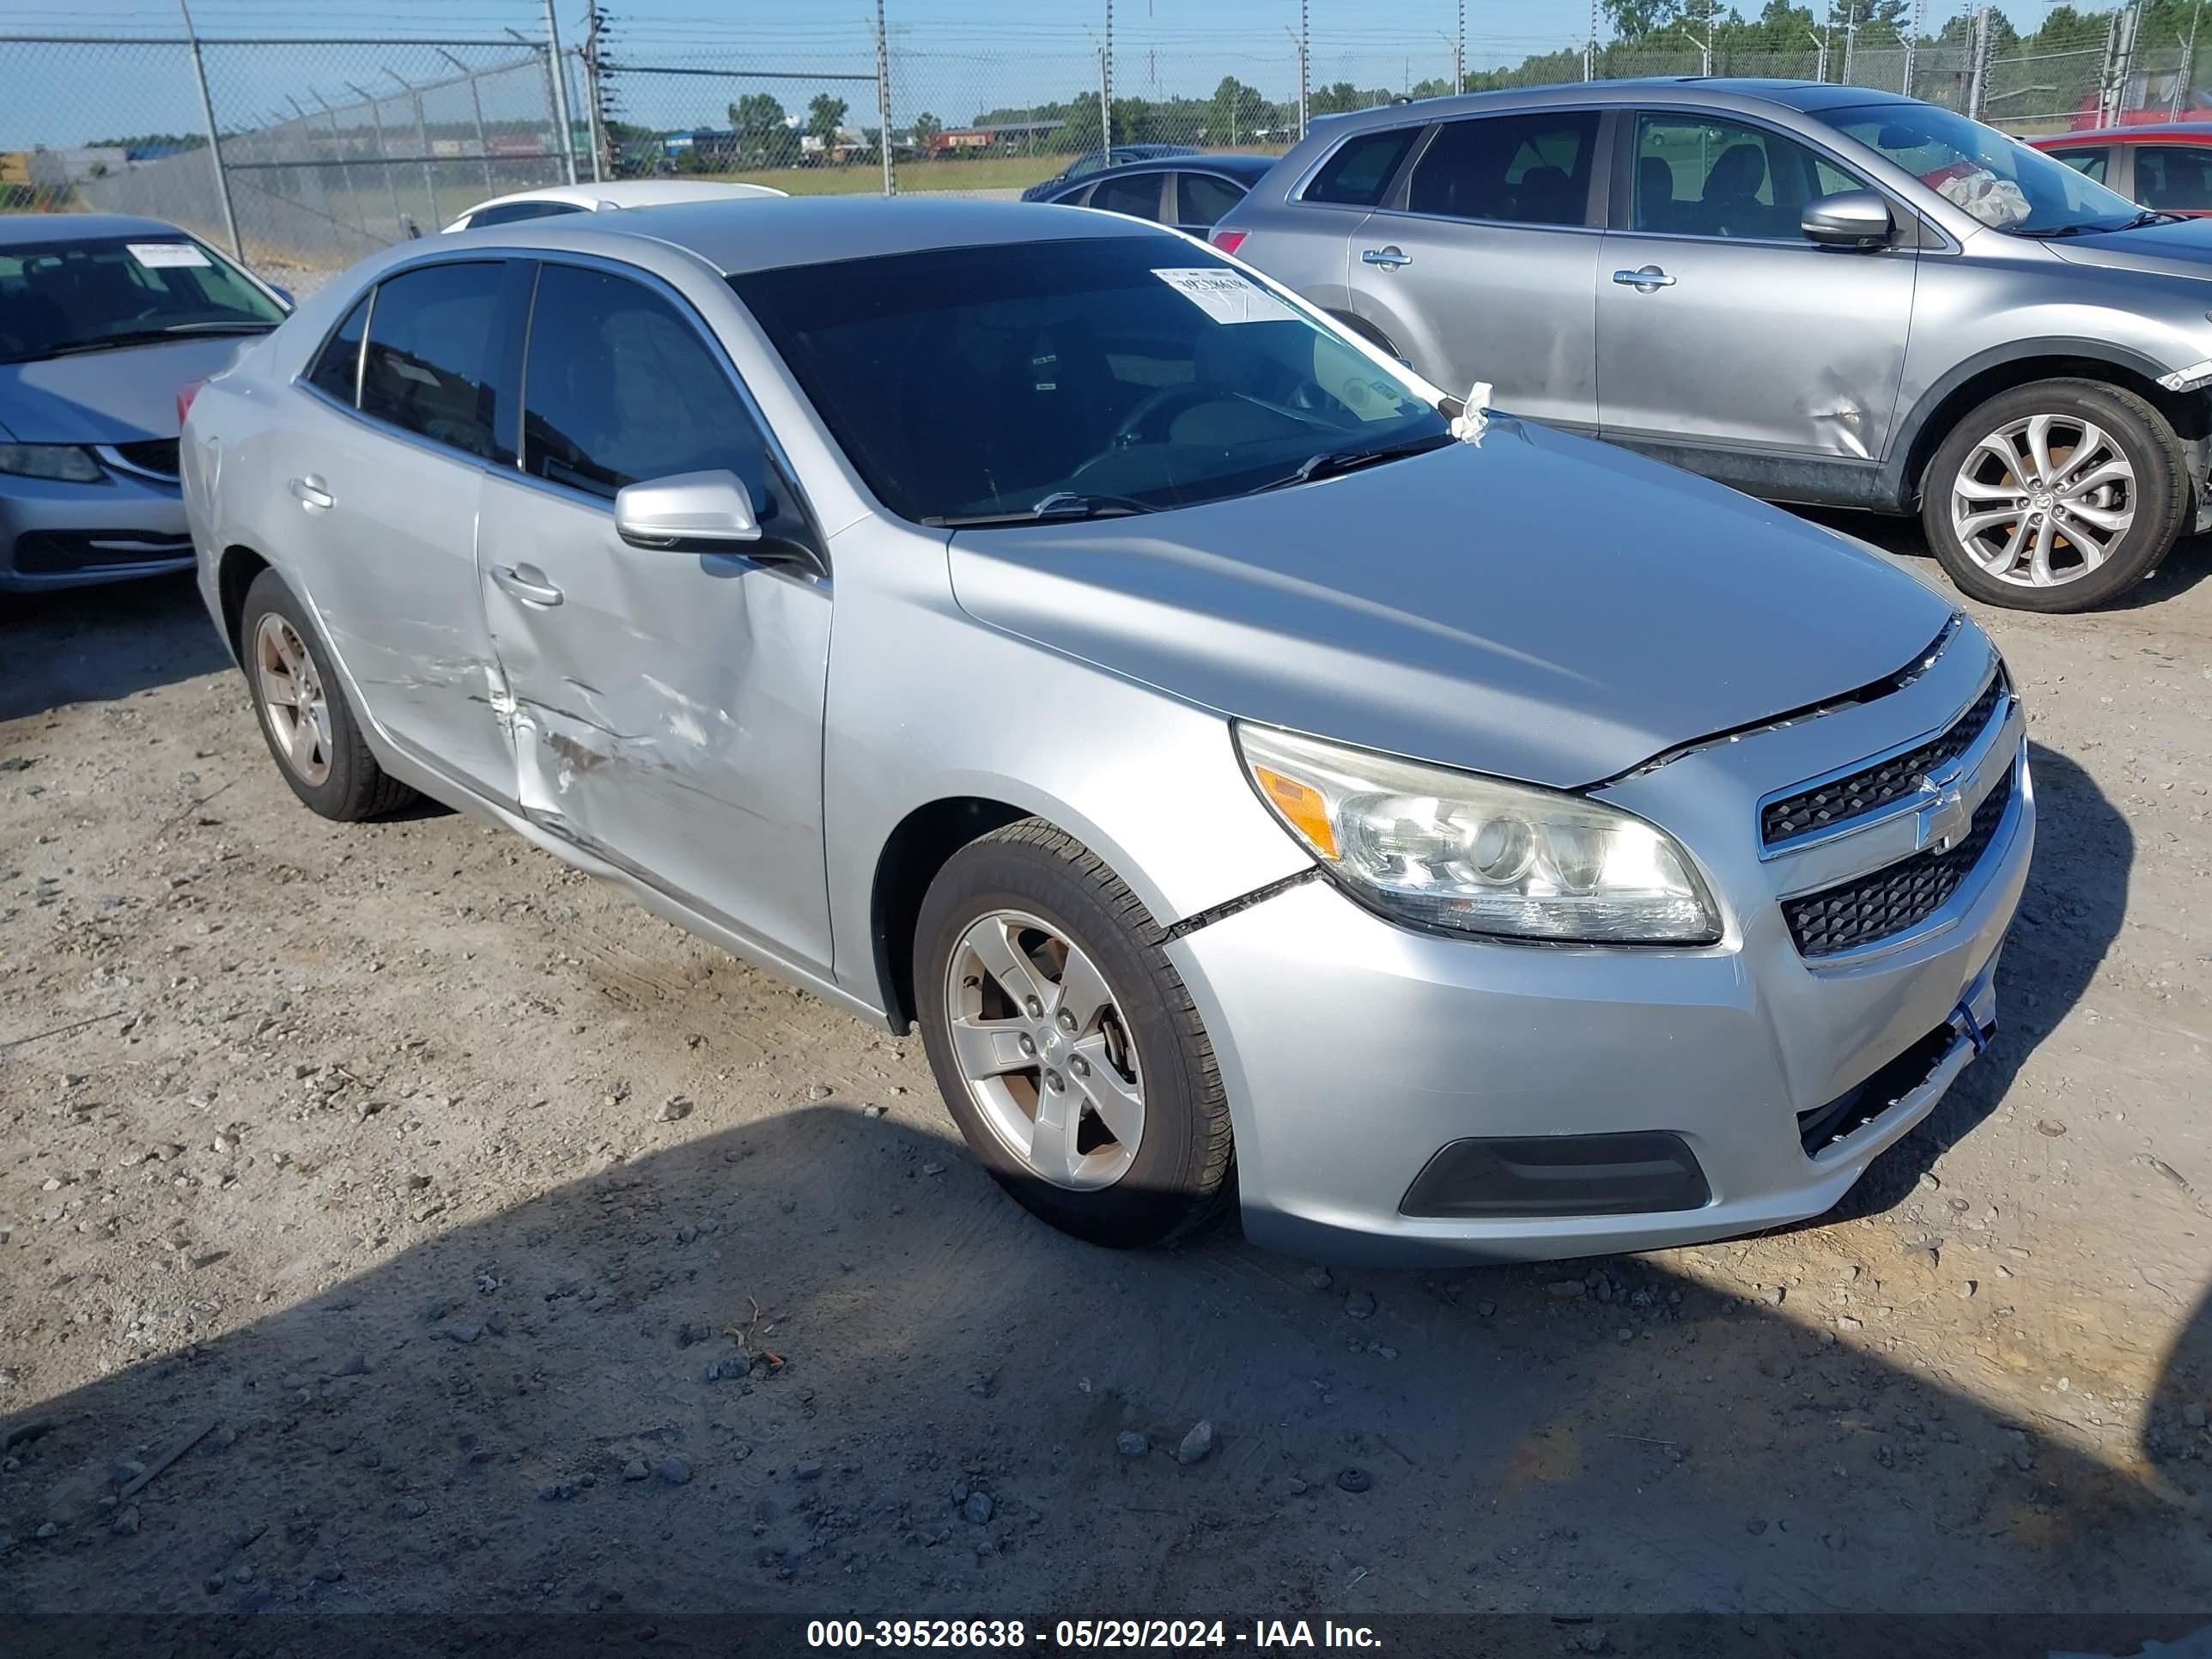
[2030,123,2212,216]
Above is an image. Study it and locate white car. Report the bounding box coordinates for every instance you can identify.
[441,179,785,234]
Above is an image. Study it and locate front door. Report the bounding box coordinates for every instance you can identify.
[1345,107,1606,426]
[285,258,522,797]
[1597,112,1917,464]
[477,260,834,971]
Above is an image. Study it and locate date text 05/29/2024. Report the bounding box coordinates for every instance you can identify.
[805,1620,1382,1649]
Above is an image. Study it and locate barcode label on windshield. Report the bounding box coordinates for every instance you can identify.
[127,242,212,268]
[1152,266,1296,325]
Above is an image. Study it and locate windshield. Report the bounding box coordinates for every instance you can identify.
[0,234,285,364]
[1818,102,2146,234]
[729,235,1449,526]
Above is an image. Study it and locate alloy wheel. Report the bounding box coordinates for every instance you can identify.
[253,612,332,786]
[1948,411,2136,589]
[942,908,1145,1191]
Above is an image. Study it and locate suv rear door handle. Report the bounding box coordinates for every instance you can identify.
[1613,264,1676,291]
[288,474,333,510]
[489,562,564,607]
[1361,246,1413,270]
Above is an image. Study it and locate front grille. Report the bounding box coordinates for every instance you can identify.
[1782,769,2014,958]
[107,439,181,480]
[1796,1023,1963,1157]
[1761,671,2008,846]
[11,529,193,574]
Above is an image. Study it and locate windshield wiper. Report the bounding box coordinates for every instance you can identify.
[1249,431,1455,495]
[2116,208,2185,230]
[2011,211,2177,239]
[922,490,1159,528]
[11,322,275,361]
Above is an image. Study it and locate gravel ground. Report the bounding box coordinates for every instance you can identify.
[2,524,2209,1631]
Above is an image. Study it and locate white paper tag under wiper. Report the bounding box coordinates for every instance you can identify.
[1152,266,1297,325]
[1451,380,1492,442]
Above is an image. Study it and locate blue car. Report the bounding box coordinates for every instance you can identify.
[1018,143,1199,201]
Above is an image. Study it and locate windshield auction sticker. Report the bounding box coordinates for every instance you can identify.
[126,242,213,268]
[1152,266,1297,325]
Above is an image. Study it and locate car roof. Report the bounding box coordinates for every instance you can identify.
[0,212,197,247]
[2033,121,2212,143]
[1049,153,1279,191]
[471,195,1164,276]
[462,179,787,215]
[1305,76,1920,127]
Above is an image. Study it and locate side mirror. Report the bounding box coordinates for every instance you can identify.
[1802,189,1895,248]
[616,469,763,550]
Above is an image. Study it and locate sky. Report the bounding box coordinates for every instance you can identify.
[2,0,2094,149]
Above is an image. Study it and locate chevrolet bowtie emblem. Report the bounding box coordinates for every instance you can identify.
[1919,769,1972,854]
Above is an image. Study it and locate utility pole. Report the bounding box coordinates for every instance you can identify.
[1966,5,1990,121]
[1297,0,1310,135]
[542,0,578,185]
[1101,0,1113,155]
[1902,0,1921,95]
[1587,0,1599,82]
[580,5,609,181]
[874,0,893,198]
[1841,1,1858,85]
[1457,0,1466,91]
[2177,0,2205,118]
[177,0,243,258]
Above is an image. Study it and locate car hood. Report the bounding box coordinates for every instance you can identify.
[2038,214,2212,278]
[0,335,256,444]
[945,420,1954,788]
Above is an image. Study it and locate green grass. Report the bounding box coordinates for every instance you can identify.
[710,155,1064,196]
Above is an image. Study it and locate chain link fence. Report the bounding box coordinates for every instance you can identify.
[3,4,2208,291]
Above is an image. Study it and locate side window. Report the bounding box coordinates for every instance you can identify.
[2136,146,2212,211]
[305,290,371,405]
[2045,145,2111,185]
[1177,172,1247,228]
[1406,111,1600,226]
[1089,172,1164,221]
[1633,114,1867,240]
[359,261,507,458]
[1303,127,1419,206]
[464,199,589,229]
[520,263,795,538]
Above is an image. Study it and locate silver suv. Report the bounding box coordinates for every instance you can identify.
[1214,78,2212,611]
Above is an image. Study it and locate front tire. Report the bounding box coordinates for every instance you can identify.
[240,568,416,821]
[1921,377,2186,612]
[913,818,1234,1249]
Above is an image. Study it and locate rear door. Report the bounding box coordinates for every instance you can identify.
[476,258,834,970]
[1170,170,1249,237]
[1342,107,1607,427]
[1596,109,1916,462]
[284,258,525,796]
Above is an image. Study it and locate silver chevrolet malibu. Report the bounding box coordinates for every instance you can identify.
[182,198,2032,1264]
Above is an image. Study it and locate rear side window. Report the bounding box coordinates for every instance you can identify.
[1303,127,1419,206]
[2044,145,2110,185]
[520,263,795,536]
[1407,111,1599,226]
[360,261,506,459]
[305,291,370,405]
[464,199,589,229]
[1177,173,1246,228]
[1090,172,1165,221]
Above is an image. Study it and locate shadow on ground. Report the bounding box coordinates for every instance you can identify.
[1,574,228,723]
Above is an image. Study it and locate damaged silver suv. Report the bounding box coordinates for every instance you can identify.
[1215,79,2212,611]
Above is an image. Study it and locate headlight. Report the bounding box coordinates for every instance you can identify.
[1236,724,1722,945]
[0,444,104,483]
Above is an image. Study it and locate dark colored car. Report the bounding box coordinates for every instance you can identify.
[2033,123,2212,217]
[1030,152,1279,235]
[1018,143,1199,201]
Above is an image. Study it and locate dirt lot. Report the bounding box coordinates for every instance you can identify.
[2,524,2209,1642]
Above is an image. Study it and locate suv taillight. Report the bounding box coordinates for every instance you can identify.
[1211,229,1248,255]
[176,379,208,427]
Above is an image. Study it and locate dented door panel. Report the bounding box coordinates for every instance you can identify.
[476,471,834,975]
[1595,233,1917,459]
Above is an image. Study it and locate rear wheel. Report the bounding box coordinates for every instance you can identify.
[913,818,1234,1249]
[240,568,415,821]
[1921,378,2186,611]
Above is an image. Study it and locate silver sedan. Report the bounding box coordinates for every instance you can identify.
[182,198,2032,1263]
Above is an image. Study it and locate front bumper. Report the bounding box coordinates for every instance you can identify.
[0,471,192,592]
[1170,642,2033,1267]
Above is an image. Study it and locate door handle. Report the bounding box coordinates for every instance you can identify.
[489,563,564,607]
[288,474,334,510]
[1613,264,1676,292]
[1361,246,1413,270]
